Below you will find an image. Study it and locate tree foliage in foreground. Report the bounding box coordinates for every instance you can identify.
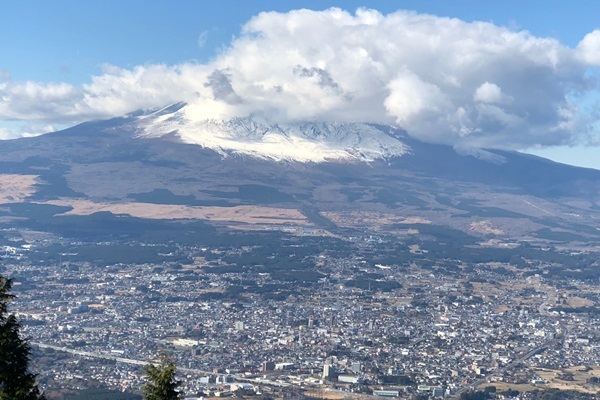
[0,276,45,400]
[142,355,182,400]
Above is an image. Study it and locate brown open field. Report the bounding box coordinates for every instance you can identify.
[483,366,600,395]
[322,211,430,230]
[469,220,504,235]
[481,382,537,393]
[303,391,346,399]
[538,366,600,394]
[0,174,38,203]
[565,296,594,307]
[40,199,311,226]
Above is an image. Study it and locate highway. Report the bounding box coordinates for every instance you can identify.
[32,342,215,375]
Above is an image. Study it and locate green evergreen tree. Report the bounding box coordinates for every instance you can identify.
[0,276,45,400]
[142,355,182,400]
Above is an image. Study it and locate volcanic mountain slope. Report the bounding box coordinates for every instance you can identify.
[0,104,600,248]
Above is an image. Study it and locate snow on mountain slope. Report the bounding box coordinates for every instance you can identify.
[135,103,409,163]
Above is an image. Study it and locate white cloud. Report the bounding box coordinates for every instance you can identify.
[1,8,600,149]
[577,30,600,66]
[0,127,18,140]
[474,82,513,105]
[0,123,57,140]
[0,81,82,121]
[197,30,208,48]
[81,64,202,116]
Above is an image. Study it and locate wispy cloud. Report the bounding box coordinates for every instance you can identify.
[0,123,57,140]
[1,8,600,149]
[197,30,209,49]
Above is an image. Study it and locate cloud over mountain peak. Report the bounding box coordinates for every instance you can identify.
[1,8,599,149]
[135,105,409,163]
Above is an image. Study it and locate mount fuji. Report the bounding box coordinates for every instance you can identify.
[133,102,409,163]
[1,103,600,249]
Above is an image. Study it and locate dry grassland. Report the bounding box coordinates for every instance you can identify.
[482,367,600,395]
[469,220,504,235]
[565,296,594,308]
[322,211,430,230]
[303,391,346,399]
[41,199,311,226]
[532,366,599,394]
[0,174,38,203]
[482,382,537,392]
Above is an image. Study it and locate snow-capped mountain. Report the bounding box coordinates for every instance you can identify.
[2,103,600,249]
[135,103,409,163]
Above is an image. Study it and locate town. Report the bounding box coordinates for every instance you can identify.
[3,228,600,399]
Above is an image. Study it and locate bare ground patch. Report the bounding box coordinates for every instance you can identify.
[566,296,595,308]
[0,174,38,203]
[40,199,311,226]
[484,366,600,395]
[470,220,504,235]
[303,391,346,399]
[535,366,600,394]
[322,211,431,230]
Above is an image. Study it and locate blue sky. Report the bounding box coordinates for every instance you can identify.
[1,1,600,168]
[3,1,598,82]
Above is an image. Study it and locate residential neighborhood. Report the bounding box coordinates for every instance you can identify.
[3,233,600,399]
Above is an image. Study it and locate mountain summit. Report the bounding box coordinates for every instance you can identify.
[134,103,409,163]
